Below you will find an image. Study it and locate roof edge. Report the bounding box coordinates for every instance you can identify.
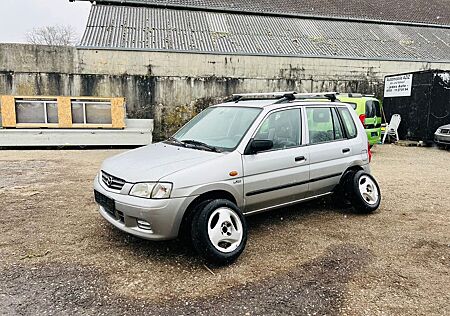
[72,0,450,29]
[75,45,450,64]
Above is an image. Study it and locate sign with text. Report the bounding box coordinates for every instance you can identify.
[384,74,413,97]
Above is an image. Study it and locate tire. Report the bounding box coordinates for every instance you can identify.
[349,170,381,214]
[191,199,247,265]
[178,199,212,250]
[333,170,356,208]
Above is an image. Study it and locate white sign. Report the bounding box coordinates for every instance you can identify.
[384,74,413,97]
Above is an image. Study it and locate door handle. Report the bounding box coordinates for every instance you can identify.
[342,148,350,153]
[295,156,306,162]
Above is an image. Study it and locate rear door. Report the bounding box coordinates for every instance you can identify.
[306,106,356,196]
[242,108,310,213]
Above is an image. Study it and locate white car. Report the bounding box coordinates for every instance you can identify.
[94,92,381,264]
[435,124,450,147]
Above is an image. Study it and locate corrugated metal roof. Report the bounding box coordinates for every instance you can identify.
[79,5,450,61]
[75,0,450,26]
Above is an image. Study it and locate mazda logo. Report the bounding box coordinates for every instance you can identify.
[106,176,113,187]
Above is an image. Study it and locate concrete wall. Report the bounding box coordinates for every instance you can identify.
[2,43,450,139]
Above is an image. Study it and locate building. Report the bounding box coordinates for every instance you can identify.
[1,0,450,139]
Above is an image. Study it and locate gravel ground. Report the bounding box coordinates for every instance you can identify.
[0,145,449,315]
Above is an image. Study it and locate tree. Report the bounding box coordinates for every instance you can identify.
[26,25,78,46]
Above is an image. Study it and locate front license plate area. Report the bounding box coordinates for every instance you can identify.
[371,132,378,137]
[94,190,115,216]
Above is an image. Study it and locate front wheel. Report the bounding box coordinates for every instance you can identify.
[191,199,247,265]
[350,171,381,214]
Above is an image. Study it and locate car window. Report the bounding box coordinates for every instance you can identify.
[332,108,344,140]
[373,100,381,117]
[345,102,357,110]
[173,106,261,151]
[306,107,345,144]
[366,100,382,118]
[337,107,358,138]
[254,108,301,150]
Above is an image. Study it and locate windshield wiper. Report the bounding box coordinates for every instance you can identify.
[181,140,220,152]
[165,137,186,147]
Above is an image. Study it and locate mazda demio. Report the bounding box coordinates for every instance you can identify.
[94,92,381,264]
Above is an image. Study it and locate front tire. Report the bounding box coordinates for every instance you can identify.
[350,171,381,214]
[191,199,247,265]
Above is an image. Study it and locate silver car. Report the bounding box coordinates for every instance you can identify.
[94,92,381,264]
[435,124,450,147]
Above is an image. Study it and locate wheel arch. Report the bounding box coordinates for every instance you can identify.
[337,165,365,190]
[342,165,364,179]
[177,189,238,238]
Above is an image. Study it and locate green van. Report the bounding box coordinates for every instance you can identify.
[336,94,382,146]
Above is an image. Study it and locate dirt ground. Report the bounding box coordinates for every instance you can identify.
[0,145,449,315]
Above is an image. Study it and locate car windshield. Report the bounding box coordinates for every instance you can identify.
[171,106,262,152]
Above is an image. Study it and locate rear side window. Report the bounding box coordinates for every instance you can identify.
[306,107,345,144]
[345,102,357,110]
[337,107,358,138]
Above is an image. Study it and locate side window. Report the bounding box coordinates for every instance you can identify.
[306,107,345,144]
[332,108,344,140]
[254,108,301,150]
[346,102,357,110]
[338,107,358,138]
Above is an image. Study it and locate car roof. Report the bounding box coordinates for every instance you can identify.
[211,92,369,111]
[213,99,352,111]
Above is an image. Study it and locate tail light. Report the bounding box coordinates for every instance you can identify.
[368,143,372,162]
[359,114,366,127]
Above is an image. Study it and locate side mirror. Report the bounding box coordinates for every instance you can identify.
[245,139,273,154]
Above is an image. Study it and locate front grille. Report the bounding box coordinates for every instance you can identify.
[440,128,450,134]
[101,171,126,191]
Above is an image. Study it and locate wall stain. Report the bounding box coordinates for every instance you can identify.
[0,67,384,140]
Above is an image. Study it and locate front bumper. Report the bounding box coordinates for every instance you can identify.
[435,133,450,145]
[93,175,195,240]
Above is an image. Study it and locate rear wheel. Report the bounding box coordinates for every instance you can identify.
[350,170,381,214]
[191,199,247,265]
[333,169,357,208]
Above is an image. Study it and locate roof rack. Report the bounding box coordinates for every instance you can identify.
[287,91,339,102]
[336,93,375,98]
[227,91,375,104]
[228,91,297,102]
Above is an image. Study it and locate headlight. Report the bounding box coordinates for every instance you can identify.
[129,182,172,199]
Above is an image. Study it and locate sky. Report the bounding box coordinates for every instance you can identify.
[0,0,91,44]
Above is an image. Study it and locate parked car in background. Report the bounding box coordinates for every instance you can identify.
[336,94,383,147]
[435,124,450,147]
[93,92,381,265]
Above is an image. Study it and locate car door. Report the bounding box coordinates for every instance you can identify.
[306,106,352,196]
[242,108,310,213]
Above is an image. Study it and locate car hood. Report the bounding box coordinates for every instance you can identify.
[101,142,222,183]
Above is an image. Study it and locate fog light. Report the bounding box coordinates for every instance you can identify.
[137,219,153,232]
